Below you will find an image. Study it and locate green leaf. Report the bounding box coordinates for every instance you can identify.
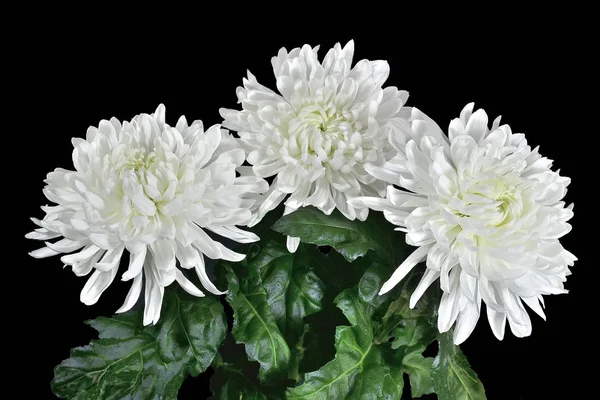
[390,319,436,351]
[432,331,487,400]
[271,207,408,264]
[402,350,434,398]
[156,289,228,376]
[87,312,144,339]
[254,241,325,337]
[296,249,366,374]
[286,290,404,399]
[255,241,325,381]
[286,325,371,399]
[210,334,287,400]
[334,288,375,344]
[221,219,326,383]
[375,270,438,399]
[374,267,438,346]
[388,320,435,398]
[210,356,269,400]
[346,346,405,400]
[357,259,392,304]
[52,289,227,399]
[298,306,348,374]
[224,260,291,381]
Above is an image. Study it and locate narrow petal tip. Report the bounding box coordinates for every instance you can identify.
[378,282,395,296]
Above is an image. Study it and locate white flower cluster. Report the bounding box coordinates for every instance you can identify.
[29,41,575,344]
[220,40,409,252]
[28,105,267,325]
[350,104,576,343]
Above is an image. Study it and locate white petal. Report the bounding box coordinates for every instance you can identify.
[176,242,202,269]
[72,250,103,277]
[175,270,205,297]
[439,262,454,293]
[363,163,400,185]
[122,246,147,281]
[453,302,480,345]
[332,190,355,221]
[95,245,124,272]
[83,191,106,209]
[287,236,301,253]
[448,118,465,142]
[459,251,479,277]
[464,108,489,142]
[383,209,410,228]
[133,194,157,216]
[143,262,165,326]
[153,104,166,127]
[306,177,335,214]
[44,238,86,253]
[486,307,506,340]
[521,296,546,321]
[25,228,61,241]
[80,268,118,305]
[498,286,529,326]
[386,186,427,208]
[437,268,461,332]
[425,244,450,271]
[347,196,391,212]
[61,244,101,265]
[234,175,270,195]
[507,313,532,338]
[195,254,227,295]
[149,240,177,286]
[379,244,432,295]
[251,186,287,226]
[282,182,311,210]
[29,246,61,259]
[206,225,260,244]
[459,272,478,301]
[214,242,246,262]
[253,159,286,177]
[409,268,440,308]
[459,102,475,123]
[89,233,117,250]
[478,277,503,312]
[116,274,143,314]
[409,107,448,145]
[191,225,222,259]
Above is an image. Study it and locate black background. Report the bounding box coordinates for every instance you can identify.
[15,7,594,400]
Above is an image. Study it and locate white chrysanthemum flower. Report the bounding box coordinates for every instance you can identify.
[349,103,576,344]
[27,105,268,325]
[220,40,409,252]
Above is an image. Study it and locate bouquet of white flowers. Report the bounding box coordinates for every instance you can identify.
[27,40,577,400]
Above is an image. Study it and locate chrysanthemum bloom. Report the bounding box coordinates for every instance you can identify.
[27,105,268,325]
[220,40,409,252]
[349,103,576,344]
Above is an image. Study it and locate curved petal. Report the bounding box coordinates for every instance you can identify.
[116,274,143,314]
[379,244,432,295]
[95,245,125,272]
[80,268,119,306]
[143,261,165,326]
[453,301,480,345]
[175,270,205,297]
[206,225,260,244]
[195,254,227,295]
[122,246,147,281]
[409,268,440,308]
[286,236,301,253]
